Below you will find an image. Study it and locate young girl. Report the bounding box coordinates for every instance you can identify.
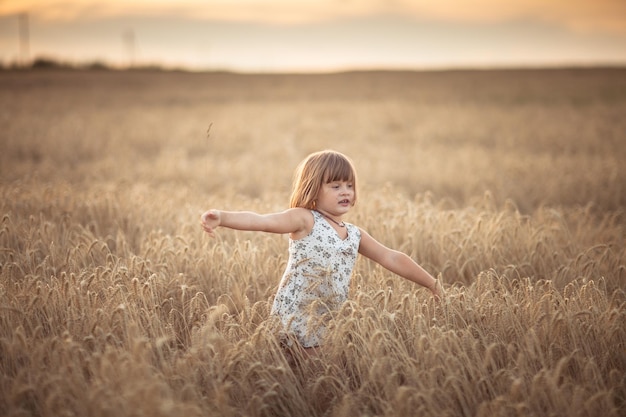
[200,150,441,355]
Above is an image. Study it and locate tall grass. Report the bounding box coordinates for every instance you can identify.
[0,68,625,416]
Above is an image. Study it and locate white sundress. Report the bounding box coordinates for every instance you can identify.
[270,210,361,347]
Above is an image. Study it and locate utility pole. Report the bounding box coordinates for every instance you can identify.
[18,13,30,67]
[123,29,135,68]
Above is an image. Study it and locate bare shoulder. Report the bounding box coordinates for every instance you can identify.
[286,208,314,240]
[357,227,375,242]
[357,227,389,261]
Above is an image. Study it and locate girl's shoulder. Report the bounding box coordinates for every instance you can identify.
[287,207,315,219]
[287,208,315,240]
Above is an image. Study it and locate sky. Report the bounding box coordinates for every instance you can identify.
[1,0,625,72]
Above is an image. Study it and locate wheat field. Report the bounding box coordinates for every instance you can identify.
[0,68,625,417]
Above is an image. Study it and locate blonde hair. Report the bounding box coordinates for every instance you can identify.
[289,150,358,209]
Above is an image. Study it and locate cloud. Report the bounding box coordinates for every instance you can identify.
[1,0,625,33]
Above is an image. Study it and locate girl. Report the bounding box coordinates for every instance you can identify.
[200,150,441,355]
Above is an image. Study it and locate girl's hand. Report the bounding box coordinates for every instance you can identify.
[200,209,221,236]
[429,278,443,301]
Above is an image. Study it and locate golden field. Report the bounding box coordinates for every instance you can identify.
[0,68,625,416]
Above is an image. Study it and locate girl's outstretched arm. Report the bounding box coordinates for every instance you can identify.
[358,228,442,299]
[200,208,311,238]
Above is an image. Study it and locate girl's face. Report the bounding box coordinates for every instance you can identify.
[316,180,354,216]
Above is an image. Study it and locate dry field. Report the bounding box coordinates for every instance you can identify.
[0,68,625,416]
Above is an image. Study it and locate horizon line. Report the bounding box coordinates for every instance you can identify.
[3,54,626,75]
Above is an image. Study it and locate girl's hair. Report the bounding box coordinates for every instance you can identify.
[289,150,358,209]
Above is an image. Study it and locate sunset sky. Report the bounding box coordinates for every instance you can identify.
[1,0,625,71]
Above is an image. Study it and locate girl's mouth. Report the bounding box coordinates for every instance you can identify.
[339,199,350,205]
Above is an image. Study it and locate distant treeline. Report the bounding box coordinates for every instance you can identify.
[1,56,170,72]
[3,56,625,74]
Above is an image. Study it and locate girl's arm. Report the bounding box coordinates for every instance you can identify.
[200,208,311,238]
[358,228,441,298]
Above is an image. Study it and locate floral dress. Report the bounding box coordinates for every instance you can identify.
[271,210,361,347]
